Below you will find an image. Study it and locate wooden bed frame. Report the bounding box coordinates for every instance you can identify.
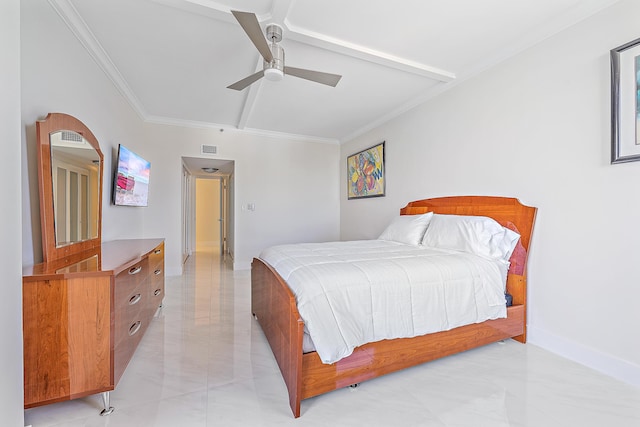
[251,196,537,417]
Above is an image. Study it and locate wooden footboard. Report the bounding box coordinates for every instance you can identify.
[251,258,304,417]
[300,304,524,401]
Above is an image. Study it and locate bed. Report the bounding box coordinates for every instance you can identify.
[251,196,537,417]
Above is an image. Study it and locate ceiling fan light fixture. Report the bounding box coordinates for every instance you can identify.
[264,67,284,82]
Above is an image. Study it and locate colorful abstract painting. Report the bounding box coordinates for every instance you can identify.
[347,142,385,199]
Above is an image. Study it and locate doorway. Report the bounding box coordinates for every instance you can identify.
[181,157,234,265]
[195,178,222,253]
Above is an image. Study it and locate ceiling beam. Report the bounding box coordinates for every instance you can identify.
[235,58,264,130]
[282,19,455,82]
[270,0,296,22]
[152,0,271,23]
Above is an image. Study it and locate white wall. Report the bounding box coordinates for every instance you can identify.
[21,2,341,275]
[142,124,340,270]
[21,1,149,267]
[2,2,25,426]
[341,0,640,388]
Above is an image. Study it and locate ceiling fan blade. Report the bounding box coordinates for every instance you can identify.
[284,66,342,87]
[227,70,265,91]
[231,10,273,63]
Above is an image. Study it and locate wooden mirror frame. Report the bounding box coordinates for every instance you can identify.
[37,113,103,262]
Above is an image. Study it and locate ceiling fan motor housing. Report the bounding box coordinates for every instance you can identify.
[264,42,284,81]
[266,24,283,43]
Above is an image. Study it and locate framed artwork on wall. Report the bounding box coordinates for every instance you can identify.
[611,37,640,163]
[347,141,385,199]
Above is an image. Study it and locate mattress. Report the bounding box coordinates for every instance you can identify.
[259,240,509,364]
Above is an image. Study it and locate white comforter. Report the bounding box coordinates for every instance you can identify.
[259,240,509,364]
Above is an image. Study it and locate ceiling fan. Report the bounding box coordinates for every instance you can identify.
[227,11,342,91]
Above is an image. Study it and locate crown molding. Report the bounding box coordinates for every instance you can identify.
[144,114,339,145]
[48,0,148,121]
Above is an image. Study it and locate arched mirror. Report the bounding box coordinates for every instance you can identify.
[37,113,103,262]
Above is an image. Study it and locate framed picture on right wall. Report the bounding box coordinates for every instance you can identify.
[611,37,640,163]
[347,141,385,199]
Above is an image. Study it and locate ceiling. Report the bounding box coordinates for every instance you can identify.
[52,0,618,144]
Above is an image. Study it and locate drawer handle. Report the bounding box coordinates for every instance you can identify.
[129,293,142,305]
[129,266,142,275]
[154,269,162,275]
[154,249,161,254]
[129,321,141,336]
[153,288,162,296]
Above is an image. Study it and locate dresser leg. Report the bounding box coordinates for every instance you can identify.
[99,391,115,416]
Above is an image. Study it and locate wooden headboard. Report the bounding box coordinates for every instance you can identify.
[400,196,537,328]
[400,196,536,252]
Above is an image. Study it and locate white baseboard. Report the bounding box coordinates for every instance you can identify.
[528,325,640,389]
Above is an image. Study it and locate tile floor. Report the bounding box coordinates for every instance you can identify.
[24,249,640,426]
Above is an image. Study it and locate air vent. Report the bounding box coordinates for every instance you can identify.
[61,131,83,143]
[201,144,217,154]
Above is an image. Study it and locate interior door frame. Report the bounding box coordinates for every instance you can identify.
[220,176,229,255]
[182,166,234,262]
[181,165,193,264]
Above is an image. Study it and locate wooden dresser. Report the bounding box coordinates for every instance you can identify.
[22,238,165,411]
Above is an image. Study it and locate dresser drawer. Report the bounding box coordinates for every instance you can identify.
[148,242,164,272]
[148,268,164,311]
[114,286,145,347]
[116,282,146,314]
[115,315,146,346]
[114,259,150,304]
[148,242,165,315]
[113,316,147,383]
[114,258,148,349]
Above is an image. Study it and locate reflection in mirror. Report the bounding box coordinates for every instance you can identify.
[50,131,101,247]
[55,254,100,274]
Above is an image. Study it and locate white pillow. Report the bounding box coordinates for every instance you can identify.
[378,212,434,246]
[421,214,520,261]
